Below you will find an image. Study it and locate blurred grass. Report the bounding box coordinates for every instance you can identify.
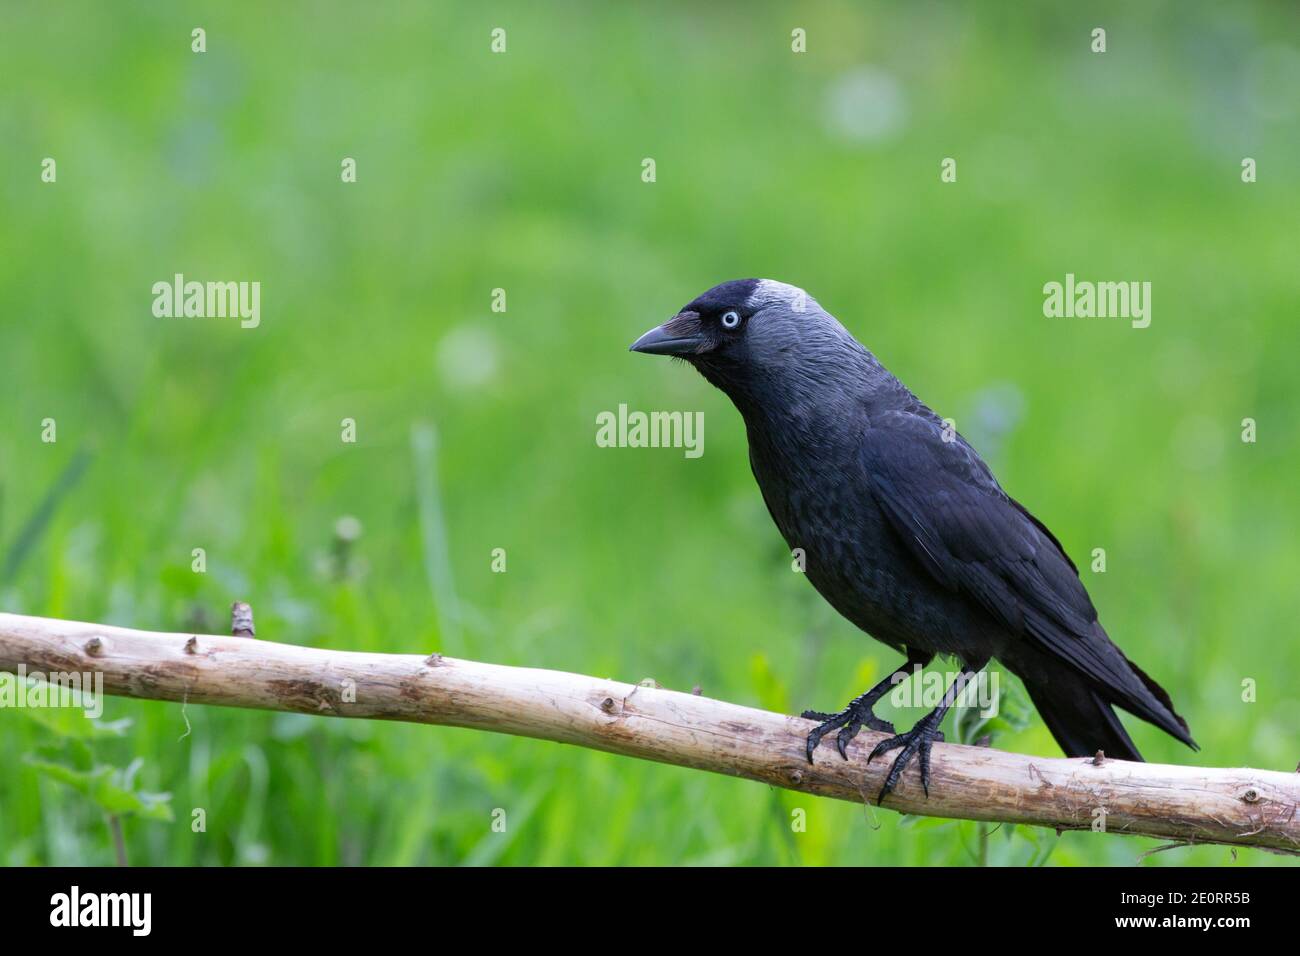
[1,1,1298,865]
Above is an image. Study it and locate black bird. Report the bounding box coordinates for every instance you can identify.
[631,278,1195,803]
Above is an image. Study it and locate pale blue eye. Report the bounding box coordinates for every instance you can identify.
[721,310,741,329]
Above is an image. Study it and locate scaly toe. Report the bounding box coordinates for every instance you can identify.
[867,732,908,763]
[865,715,896,735]
[800,709,837,722]
[877,739,922,804]
[872,720,944,803]
[835,721,862,760]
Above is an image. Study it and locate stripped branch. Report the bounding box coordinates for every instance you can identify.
[1,612,1296,853]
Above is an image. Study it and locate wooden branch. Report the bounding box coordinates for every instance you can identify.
[1,612,1296,853]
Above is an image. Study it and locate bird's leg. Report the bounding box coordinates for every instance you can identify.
[867,658,988,804]
[802,649,933,763]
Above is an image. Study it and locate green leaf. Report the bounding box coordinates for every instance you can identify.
[23,751,174,822]
[19,705,132,740]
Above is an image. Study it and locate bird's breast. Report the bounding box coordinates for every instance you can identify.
[746,428,982,655]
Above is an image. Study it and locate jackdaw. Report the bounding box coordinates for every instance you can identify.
[631,278,1195,803]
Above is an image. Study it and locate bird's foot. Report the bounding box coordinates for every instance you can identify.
[866,710,946,804]
[800,699,895,764]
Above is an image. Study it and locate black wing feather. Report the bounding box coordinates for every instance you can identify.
[860,410,1192,745]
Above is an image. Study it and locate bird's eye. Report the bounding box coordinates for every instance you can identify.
[720,310,742,330]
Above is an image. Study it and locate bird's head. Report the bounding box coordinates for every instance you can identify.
[630,279,869,408]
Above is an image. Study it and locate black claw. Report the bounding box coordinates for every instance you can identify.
[801,694,894,764]
[878,756,908,802]
[919,739,933,797]
[869,716,945,804]
[835,721,860,760]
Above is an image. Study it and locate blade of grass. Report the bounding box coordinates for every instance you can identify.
[410,422,461,654]
[2,447,92,586]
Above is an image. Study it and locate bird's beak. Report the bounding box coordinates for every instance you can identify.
[629,311,704,356]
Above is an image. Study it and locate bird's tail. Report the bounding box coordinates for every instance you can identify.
[1024,677,1146,761]
[1116,649,1196,748]
[1019,623,1197,761]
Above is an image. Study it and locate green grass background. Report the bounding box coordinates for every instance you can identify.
[1,1,1298,865]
